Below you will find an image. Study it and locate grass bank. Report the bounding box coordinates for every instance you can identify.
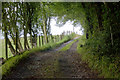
[0,35,68,59]
[1,33,75,77]
[77,35,120,78]
[59,38,79,51]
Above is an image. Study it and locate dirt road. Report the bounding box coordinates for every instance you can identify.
[4,39,100,79]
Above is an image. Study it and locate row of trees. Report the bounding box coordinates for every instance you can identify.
[2,2,53,59]
[49,2,120,56]
[2,2,120,59]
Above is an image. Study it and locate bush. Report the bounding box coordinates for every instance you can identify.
[77,35,120,78]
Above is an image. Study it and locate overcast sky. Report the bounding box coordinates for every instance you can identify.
[51,19,84,35]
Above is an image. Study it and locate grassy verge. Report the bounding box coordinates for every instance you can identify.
[59,38,79,51]
[1,34,75,77]
[0,35,70,59]
[77,35,120,78]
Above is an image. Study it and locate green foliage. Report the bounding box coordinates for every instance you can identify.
[51,2,120,55]
[2,2,120,78]
[2,2,53,57]
[77,35,120,78]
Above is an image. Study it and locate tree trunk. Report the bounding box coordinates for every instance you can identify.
[26,39,30,49]
[110,25,113,46]
[95,3,104,31]
[81,3,90,39]
[104,3,114,46]
[7,38,16,56]
[15,3,19,54]
[41,36,44,46]
[29,22,33,48]
[9,30,23,52]
[86,30,89,39]
[43,19,48,44]
[5,31,8,59]
[18,39,23,52]
[16,31,18,54]
[39,35,41,46]
[24,27,27,50]
[35,34,37,47]
[51,35,53,43]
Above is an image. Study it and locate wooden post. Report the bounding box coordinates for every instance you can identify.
[59,35,61,41]
[55,35,57,42]
[110,26,113,46]
[49,35,51,43]
[53,36,55,42]
[60,35,62,40]
[55,36,56,42]
[58,35,60,42]
[57,35,59,42]
[61,34,64,39]
[57,35,58,42]
[35,34,37,47]
[56,35,58,42]
[56,36,58,42]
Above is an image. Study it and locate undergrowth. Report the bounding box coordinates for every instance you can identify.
[77,35,120,78]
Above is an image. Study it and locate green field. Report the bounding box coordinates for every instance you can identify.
[0,39,13,59]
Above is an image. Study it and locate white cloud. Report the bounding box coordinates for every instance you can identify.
[51,19,83,35]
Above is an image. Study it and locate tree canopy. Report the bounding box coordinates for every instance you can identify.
[1,2,120,58]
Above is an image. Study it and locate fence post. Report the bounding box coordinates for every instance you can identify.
[57,35,59,42]
[55,36,56,42]
[35,34,37,47]
[58,35,59,42]
[59,35,61,41]
[60,35,62,40]
[56,35,57,42]
[47,35,48,44]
